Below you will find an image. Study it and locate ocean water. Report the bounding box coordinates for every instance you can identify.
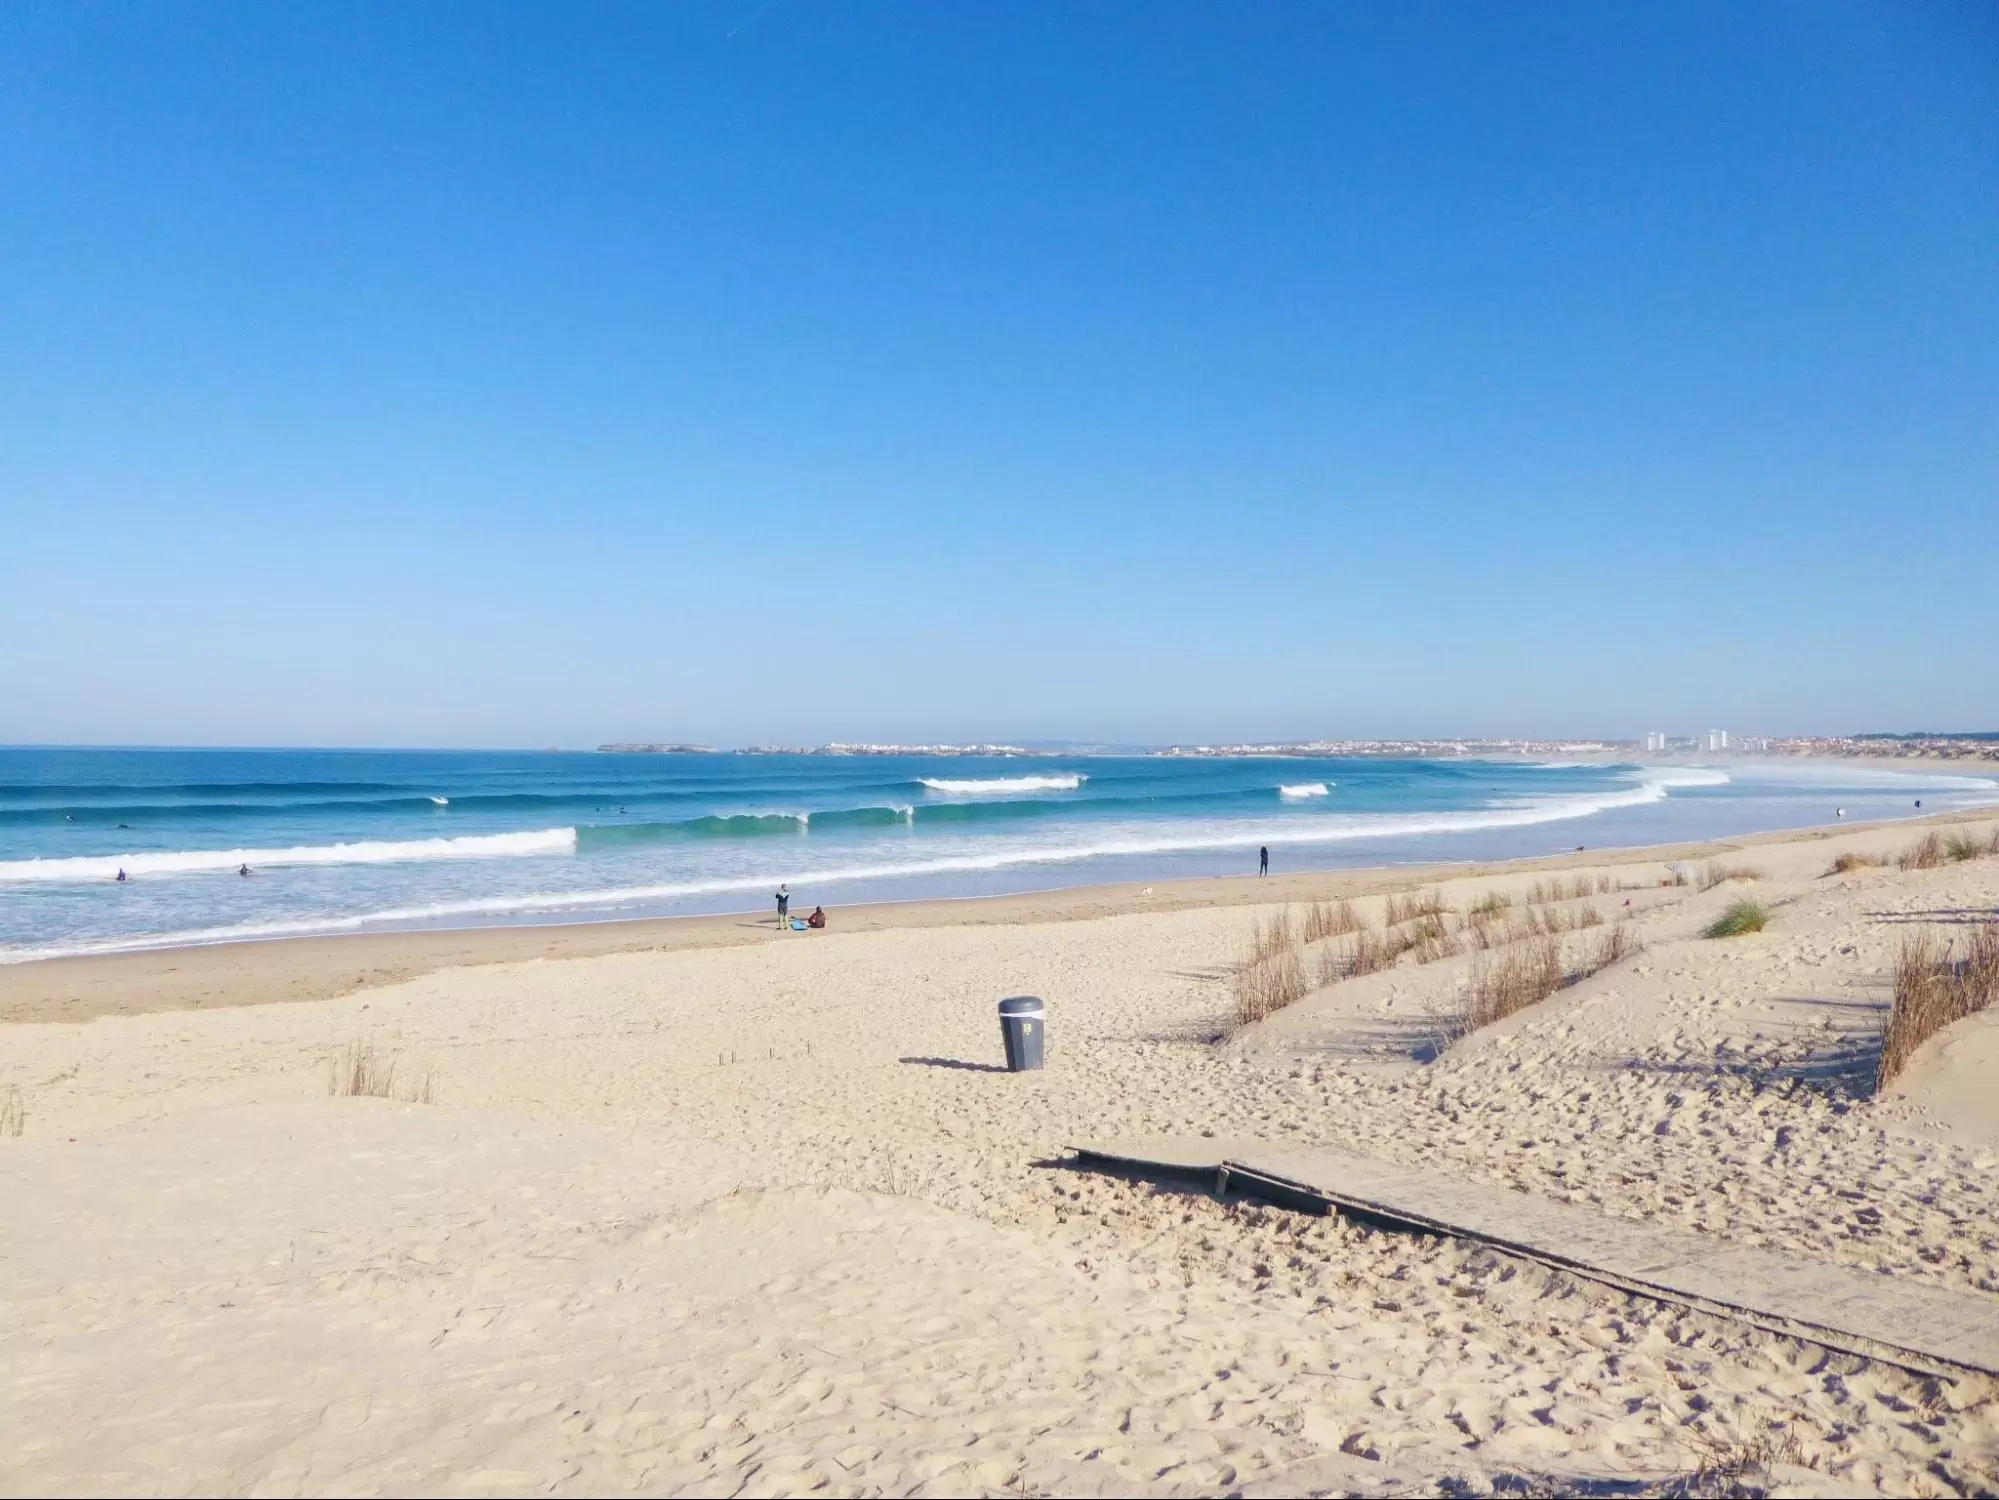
[1,747,1993,962]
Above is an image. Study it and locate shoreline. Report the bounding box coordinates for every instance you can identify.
[7,802,1991,1026]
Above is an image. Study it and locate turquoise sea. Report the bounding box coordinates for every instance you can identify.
[1,747,1992,962]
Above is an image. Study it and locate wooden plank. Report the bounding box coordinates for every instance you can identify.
[1070,1137,1999,1380]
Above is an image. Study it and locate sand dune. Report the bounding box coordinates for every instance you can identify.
[4,815,1998,1495]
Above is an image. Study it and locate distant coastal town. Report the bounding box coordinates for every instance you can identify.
[598,734,1999,761]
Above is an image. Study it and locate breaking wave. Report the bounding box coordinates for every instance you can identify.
[0,827,578,884]
[918,774,1086,794]
[1279,783,1331,799]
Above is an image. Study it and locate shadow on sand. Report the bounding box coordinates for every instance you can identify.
[899,1055,1010,1075]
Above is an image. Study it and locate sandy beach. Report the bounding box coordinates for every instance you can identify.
[5,810,1999,1496]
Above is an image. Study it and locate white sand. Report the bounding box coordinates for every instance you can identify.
[4,817,1999,1495]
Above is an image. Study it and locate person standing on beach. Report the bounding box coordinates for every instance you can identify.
[775,884,790,925]
[1259,846,1269,877]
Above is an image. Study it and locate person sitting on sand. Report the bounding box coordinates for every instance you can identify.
[806,906,826,929]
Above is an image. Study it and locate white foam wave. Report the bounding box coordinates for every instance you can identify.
[0,827,577,884]
[1279,783,1331,799]
[0,773,1719,962]
[429,796,450,806]
[919,774,1086,794]
[1637,766,1732,788]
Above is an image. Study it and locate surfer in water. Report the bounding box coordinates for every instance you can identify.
[239,863,252,877]
[115,867,128,882]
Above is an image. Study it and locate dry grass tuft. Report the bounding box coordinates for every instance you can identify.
[1449,923,1640,1041]
[1232,913,1310,1027]
[1233,946,1307,1027]
[1345,928,1393,977]
[1462,936,1563,1032]
[1698,863,1765,892]
[1681,1415,1807,1499]
[0,1085,22,1139]
[1382,890,1446,927]
[1703,899,1769,939]
[1468,890,1511,918]
[1899,831,1945,871]
[1409,917,1459,965]
[1943,830,1987,863]
[1302,899,1362,942]
[329,1041,436,1104]
[1313,942,1344,987]
[1246,910,1296,964]
[1577,924,1634,976]
[1877,923,1999,1090]
[1828,851,1881,875]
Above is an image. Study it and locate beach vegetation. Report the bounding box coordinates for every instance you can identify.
[1247,910,1296,964]
[1452,925,1640,1040]
[1345,928,1393,977]
[1382,890,1446,926]
[1468,890,1511,919]
[1942,831,1986,863]
[1303,899,1362,942]
[329,1041,436,1104]
[0,1084,21,1139]
[1577,925,1635,976]
[1877,923,1999,1090]
[1703,900,1770,939]
[1461,936,1564,1031]
[1827,852,1881,875]
[1898,832,1945,871]
[1698,863,1765,892]
[1232,946,1307,1027]
[1409,917,1458,964]
[1231,912,1310,1027]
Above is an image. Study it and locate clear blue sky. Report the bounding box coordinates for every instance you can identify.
[3,2,1994,748]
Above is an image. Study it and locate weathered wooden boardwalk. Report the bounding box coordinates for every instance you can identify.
[1071,1136,1999,1380]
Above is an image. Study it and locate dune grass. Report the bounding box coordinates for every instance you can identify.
[1461,936,1564,1032]
[1698,862,1765,892]
[1302,899,1361,942]
[0,1084,21,1139]
[1828,851,1882,875]
[1899,832,1945,871]
[1231,912,1311,1027]
[1452,923,1642,1039]
[1943,830,1988,863]
[1703,899,1770,939]
[1468,890,1511,918]
[1382,889,1447,927]
[328,1041,436,1104]
[1877,923,1999,1089]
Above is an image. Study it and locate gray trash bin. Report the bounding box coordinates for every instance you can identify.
[997,995,1045,1072]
